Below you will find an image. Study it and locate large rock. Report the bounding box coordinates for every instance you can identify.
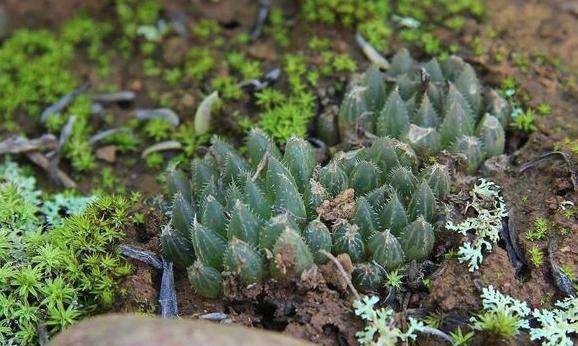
[50,314,314,346]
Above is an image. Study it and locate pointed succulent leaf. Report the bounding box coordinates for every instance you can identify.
[243,175,272,220]
[368,230,405,270]
[161,225,195,270]
[284,136,316,190]
[333,149,360,173]
[227,200,260,246]
[245,128,281,166]
[265,155,294,187]
[440,56,466,81]
[166,167,191,203]
[318,163,348,197]
[354,197,379,239]
[191,158,216,198]
[303,219,332,264]
[191,218,227,270]
[452,135,485,173]
[339,85,372,140]
[362,65,387,111]
[258,213,299,250]
[316,110,339,146]
[171,192,194,242]
[388,48,414,76]
[211,137,249,184]
[304,179,329,216]
[388,166,418,202]
[222,155,250,186]
[404,94,418,118]
[396,74,420,100]
[187,260,222,299]
[381,190,408,236]
[486,89,511,127]
[408,182,437,222]
[455,64,482,116]
[444,83,474,119]
[199,177,223,206]
[223,238,264,285]
[426,82,443,113]
[352,262,384,293]
[477,114,505,157]
[332,221,365,263]
[413,95,439,127]
[392,140,418,169]
[270,227,314,280]
[376,88,410,139]
[421,164,451,199]
[365,185,387,211]
[440,99,474,147]
[201,195,228,239]
[398,217,434,261]
[349,160,381,195]
[422,58,445,83]
[225,181,244,212]
[365,138,401,177]
[266,158,307,219]
[211,137,245,164]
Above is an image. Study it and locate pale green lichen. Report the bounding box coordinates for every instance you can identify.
[530,297,577,346]
[446,179,507,271]
[354,295,426,345]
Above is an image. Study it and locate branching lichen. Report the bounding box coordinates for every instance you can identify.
[470,286,531,337]
[354,295,426,345]
[446,179,507,271]
[530,297,578,346]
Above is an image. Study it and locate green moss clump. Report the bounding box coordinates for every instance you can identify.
[257,55,316,142]
[300,0,485,54]
[0,30,75,130]
[0,160,133,345]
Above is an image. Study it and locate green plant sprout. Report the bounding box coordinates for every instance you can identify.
[385,270,403,289]
[450,327,475,345]
[536,103,552,116]
[528,246,544,267]
[526,217,548,241]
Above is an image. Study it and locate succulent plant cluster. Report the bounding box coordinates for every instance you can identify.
[320,49,509,173]
[161,129,450,297]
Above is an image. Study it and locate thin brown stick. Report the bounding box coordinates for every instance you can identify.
[25,152,77,189]
[0,135,57,154]
[320,250,360,300]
